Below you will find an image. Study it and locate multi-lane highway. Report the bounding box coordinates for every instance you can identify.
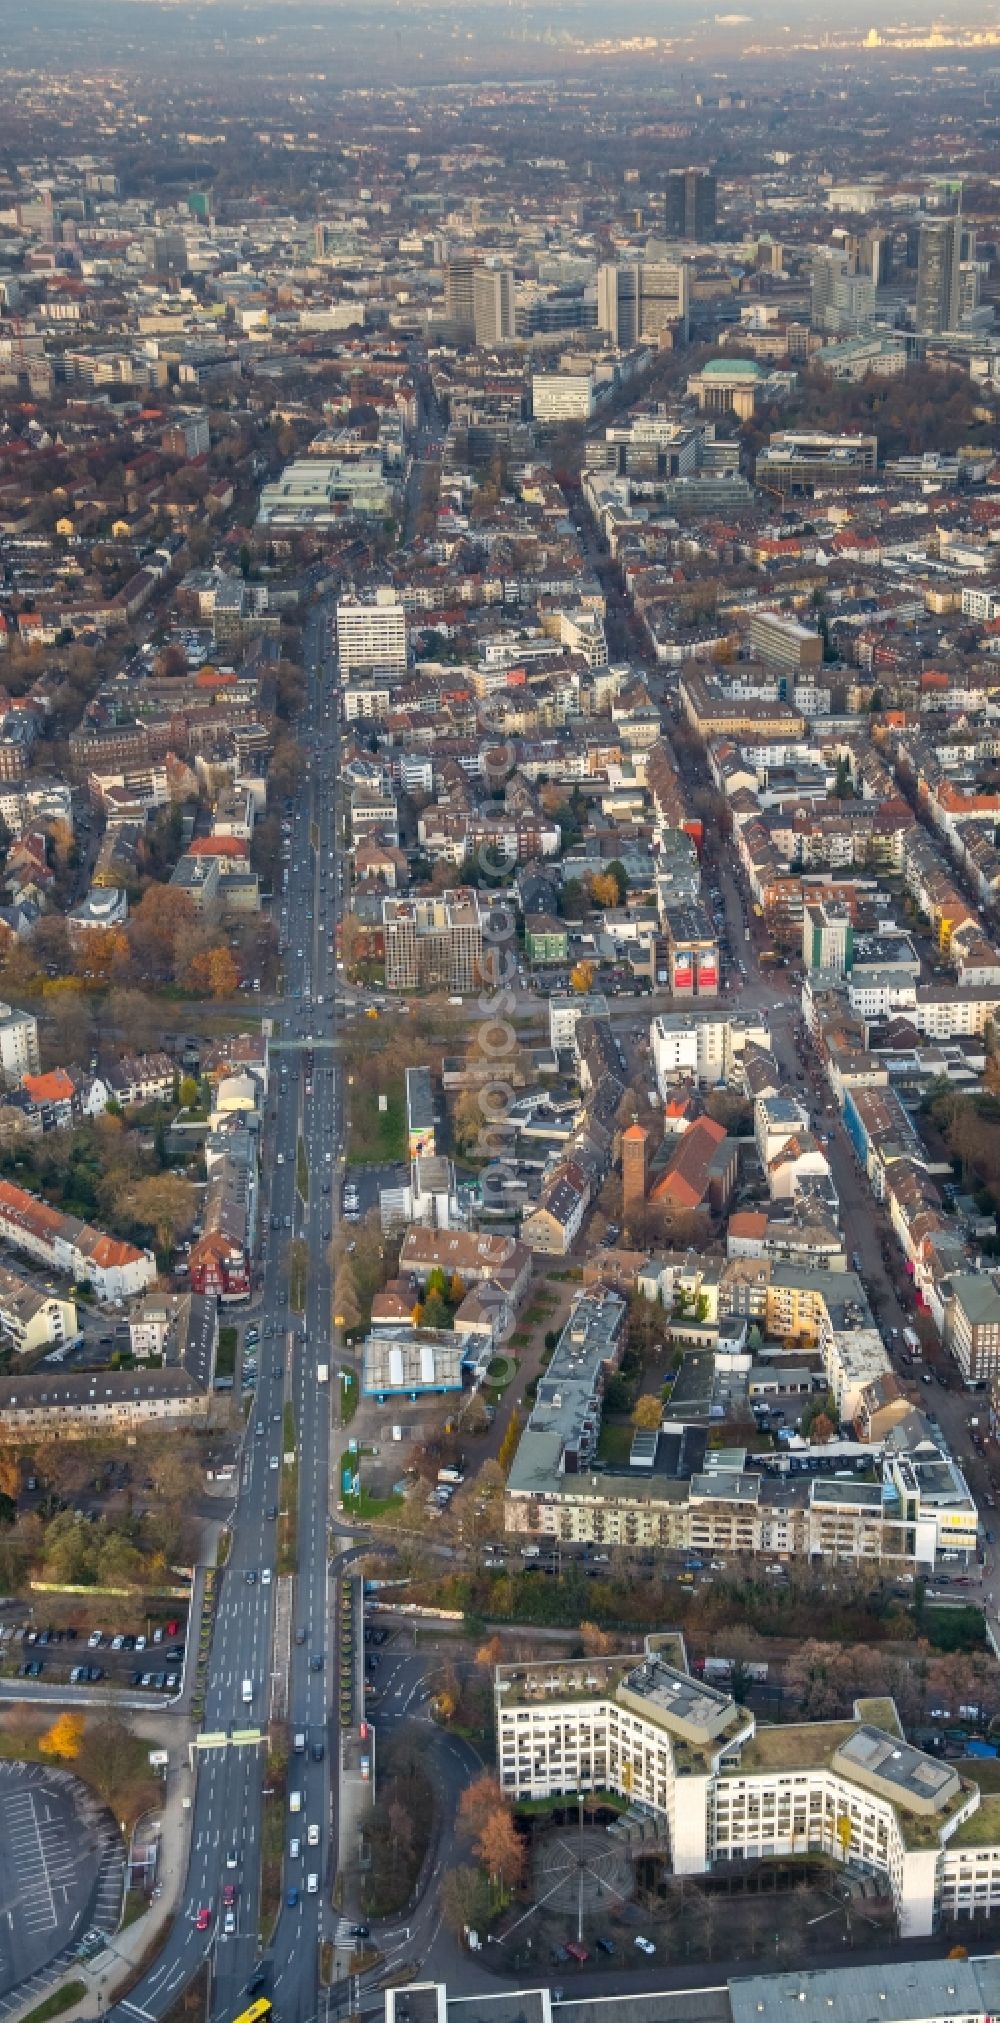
[107,601,344,2023]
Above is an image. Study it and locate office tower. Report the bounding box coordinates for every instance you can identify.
[665,167,716,241]
[597,259,688,348]
[811,247,849,328]
[336,590,407,676]
[151,230,188,278]
[443,255,477,338]
[638,260,690,342]
[915,216,962,334]
[597,263,639,347]
[383,892,486,994]
[862,228,894,287]
[810,248,874,334]
[473,266,515,346]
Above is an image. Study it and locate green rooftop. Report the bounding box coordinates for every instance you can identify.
[949,1792,1000,1848]
[854,1698,903,1737]
[701,357,765,377]
[725,1720,858,1774]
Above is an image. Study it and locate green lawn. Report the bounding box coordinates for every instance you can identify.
[20,1985,87,2023]
[296,1136,309,1201]
[289,1240,307,1312]
[338,1448,404,1520]
[486,1354,517,1389]
[597,1420,634,1465]
[347,1083,406,1165]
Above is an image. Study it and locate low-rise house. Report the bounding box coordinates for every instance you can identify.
[397,1228,532,1305]
[20,1069,76,1131]
[104,1051,175,1108]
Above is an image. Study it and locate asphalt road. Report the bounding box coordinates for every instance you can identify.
[104,600,345,2023]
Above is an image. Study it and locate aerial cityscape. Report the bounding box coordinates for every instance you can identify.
[8,10,1000,2023]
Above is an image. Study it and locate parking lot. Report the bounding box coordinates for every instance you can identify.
[0,1761,123,2009]
[0,1609,189,1695]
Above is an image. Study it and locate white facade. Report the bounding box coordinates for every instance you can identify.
[651,1012,771,1092]
[0,1002,39,1083]
[496,1645,991,1940]
[336,592,407,676]
[532,372,596,422]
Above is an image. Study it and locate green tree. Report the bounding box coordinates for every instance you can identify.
[421,1292,451,1331]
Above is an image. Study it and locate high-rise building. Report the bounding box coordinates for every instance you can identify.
[638,260,690,343]
[915,215,962,335]
[472,266,515,346]
[959,259,981,322]
[383,891,489,994]
[335,590,407,676]
[162,410,211,460]
[150,230,188,278]
[597,263,639,347]
[665,167,716,241]
[443,255,477,337]
[810,248,874,334]
[861,227,894,287]
[596,259,688,347]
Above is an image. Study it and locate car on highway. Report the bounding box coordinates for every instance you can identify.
[223,1911,236,1936]
[289,1836,301,1858]
[195,1907,212,1931]
[306,1873,319,1894]
[286,1888,299,1908]
[311,1652,324,1669]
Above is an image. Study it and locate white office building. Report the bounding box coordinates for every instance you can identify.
[651,1011,771,1091]
[496,1638,999,1938]
[336,591,408,676]
[532,371,597,422]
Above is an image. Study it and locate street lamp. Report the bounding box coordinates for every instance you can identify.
[576,1791,585,1945]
